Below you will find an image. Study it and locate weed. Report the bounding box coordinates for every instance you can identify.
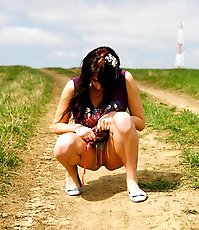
[183,149,199,167]
[139,178,179,191]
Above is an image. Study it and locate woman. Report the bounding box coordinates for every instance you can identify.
[52,46,147,203]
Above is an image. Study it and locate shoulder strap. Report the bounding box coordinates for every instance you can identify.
[72,76,80,88]
[120,69,126,77]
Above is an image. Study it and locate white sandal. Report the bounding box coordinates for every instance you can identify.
[128,191,148,203]
[65,187,82,196]
[65,171,82,196]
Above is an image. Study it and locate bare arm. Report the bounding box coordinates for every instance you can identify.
[125,71,145,131]
[51,80,82,135]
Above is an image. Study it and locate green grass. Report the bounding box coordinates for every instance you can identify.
[127,68,199,99]
[141,93,199,146]
[184,149,199,167]
[141,92,199,188]
[125,68,199,189]
[183,149,199,188]
[0,65,53,194]
[46,67,80,77]
[139,178,179,191]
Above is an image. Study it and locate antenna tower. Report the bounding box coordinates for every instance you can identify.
[175,21,184,68]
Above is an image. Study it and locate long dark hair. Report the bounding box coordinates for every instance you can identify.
[62,46,120,122]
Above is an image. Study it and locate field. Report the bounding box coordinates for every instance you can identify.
[128,68,199,99]
[0,66,198,229]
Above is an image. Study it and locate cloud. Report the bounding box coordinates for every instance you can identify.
[0,26,68,47]
[0,0,198,68]
[48,50,67,59]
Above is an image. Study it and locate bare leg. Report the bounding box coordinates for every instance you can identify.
[106,112,147,202]
[53,133,83,192]
[53,133,100,194]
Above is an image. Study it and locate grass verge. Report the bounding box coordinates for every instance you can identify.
[0,65,53,194]
[45,67,80,77]
[127,68,199,99]
[141,92,199,189]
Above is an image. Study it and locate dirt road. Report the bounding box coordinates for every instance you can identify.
[1,69,199,230]
[136,82,199,115]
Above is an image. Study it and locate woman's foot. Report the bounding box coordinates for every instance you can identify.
[127,180,147,203]
[65,169,82,196]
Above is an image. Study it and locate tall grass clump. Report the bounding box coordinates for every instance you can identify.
[141,92,199,188]
[127,68,199,99]
[0,65,53,193]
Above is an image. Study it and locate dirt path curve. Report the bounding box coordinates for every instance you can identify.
[1,69,199,230]
[136,82,199,115]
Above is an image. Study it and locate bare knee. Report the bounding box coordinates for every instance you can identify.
[112,112,134,134]
[53,133,77,159]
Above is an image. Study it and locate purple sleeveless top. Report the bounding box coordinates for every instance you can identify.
[72,69,128,127]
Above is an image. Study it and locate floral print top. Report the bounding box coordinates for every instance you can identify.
[72,70,128,143]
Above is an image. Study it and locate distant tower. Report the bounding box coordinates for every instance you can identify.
[175,21,184,68]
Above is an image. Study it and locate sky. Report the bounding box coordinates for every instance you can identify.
[0,0,198,69]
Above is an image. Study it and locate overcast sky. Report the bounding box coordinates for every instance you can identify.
[0,0,198,69]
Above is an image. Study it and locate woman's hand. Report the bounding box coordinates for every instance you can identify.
[97,111,117,130]
[75,126,96,142]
